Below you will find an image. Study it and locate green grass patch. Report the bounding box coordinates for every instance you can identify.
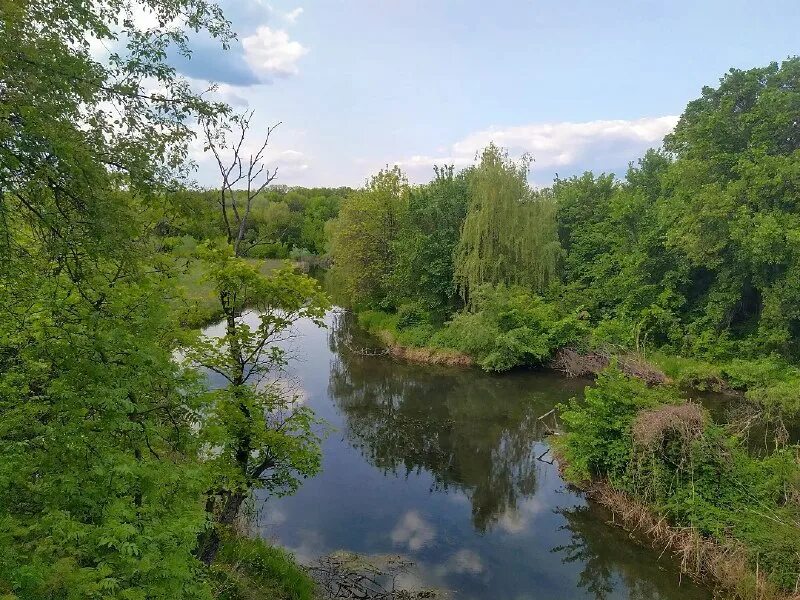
[209,535,316,600]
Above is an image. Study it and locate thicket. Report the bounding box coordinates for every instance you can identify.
[557,368,800,596]
[0,1,326,598]
[162,185,349,259]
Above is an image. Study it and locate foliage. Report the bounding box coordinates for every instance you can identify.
[328,167,409,309]
[432,285,587,372]
[455,144,560,302]
[392,165,469,320]
[187,206,330,566]
[557,368,677,482]
[162,186,348,258]
[559,368,800,592]
[0,0,233,596]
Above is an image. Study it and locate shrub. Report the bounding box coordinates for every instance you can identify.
[396,302,431,330]
[396,324,436,347]
[433,285,588,371]
[248,242,290,259]
[557,366,672,482]
[558,368,800,592]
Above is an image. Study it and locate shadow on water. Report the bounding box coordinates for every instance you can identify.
[252,310,712,599]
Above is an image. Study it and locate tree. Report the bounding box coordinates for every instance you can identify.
[329,166,409,308]
[193,113,330,565]
[454,144,560,302]
[0,0,233,596]
[392,165,469,320]
[659,57,800,356]
[201,111,281,257]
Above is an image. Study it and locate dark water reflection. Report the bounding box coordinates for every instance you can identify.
[252,310,711,600]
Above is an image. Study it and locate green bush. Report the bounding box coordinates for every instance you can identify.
[557,366,672,482]
[433,285,588,371]
[248,242,290,259]
[396,302,431,330]
[558,368,800,591]
[396,324,436,347]
[357,309,399,335]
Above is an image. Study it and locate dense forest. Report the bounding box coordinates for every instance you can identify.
[1,0,798,598]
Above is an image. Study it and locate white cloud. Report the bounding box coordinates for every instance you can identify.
[444,549,484,575]
[497,496,545,535]
[393,115,679,184]
[242,26,308,78]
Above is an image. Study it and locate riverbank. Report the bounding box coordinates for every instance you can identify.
[577,480,796,600]
[551,369,800,600]
[355,307,800,419]
[210,534,316,600]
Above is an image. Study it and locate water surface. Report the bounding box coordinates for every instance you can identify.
[238,310,712,599]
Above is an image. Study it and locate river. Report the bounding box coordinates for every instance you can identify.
[206,309,712,599]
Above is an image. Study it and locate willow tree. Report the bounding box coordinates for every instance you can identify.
[454,144,560,303]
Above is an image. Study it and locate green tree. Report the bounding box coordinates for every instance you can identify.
[0,0,231,596]
[392,165,469,320]
[454,144,560,302]
[329,166,409,308]
[193,114,331,564]
[660,57,800,357]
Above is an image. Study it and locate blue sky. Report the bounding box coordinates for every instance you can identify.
[172,0,799,187]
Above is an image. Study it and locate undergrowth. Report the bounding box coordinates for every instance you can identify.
[556,367,800,596]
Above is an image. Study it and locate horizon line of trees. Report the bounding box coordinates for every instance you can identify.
[328,56,800,375]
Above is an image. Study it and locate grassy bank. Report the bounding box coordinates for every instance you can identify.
[553,368,800,599]
[210,535,316,600]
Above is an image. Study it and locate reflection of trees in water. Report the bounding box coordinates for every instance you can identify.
[326,314,709,600]
[327,312,545,532]
[554,504,707,600]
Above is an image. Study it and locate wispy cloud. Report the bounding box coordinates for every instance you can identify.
[283,7,304,24]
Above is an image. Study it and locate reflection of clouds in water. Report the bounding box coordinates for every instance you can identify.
[497,496,545,535]
[285,528,326,564]
[391,511,436,551]
[444,549,484,575]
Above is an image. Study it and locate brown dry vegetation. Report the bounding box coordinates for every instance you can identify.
[583,482,800,600]
[550,348,669,385]
[632,403,706,449]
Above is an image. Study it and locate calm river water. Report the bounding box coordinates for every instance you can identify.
[209,310,712,600]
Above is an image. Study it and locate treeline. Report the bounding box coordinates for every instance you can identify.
[330,58,800,412]
[163,185,349,258]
